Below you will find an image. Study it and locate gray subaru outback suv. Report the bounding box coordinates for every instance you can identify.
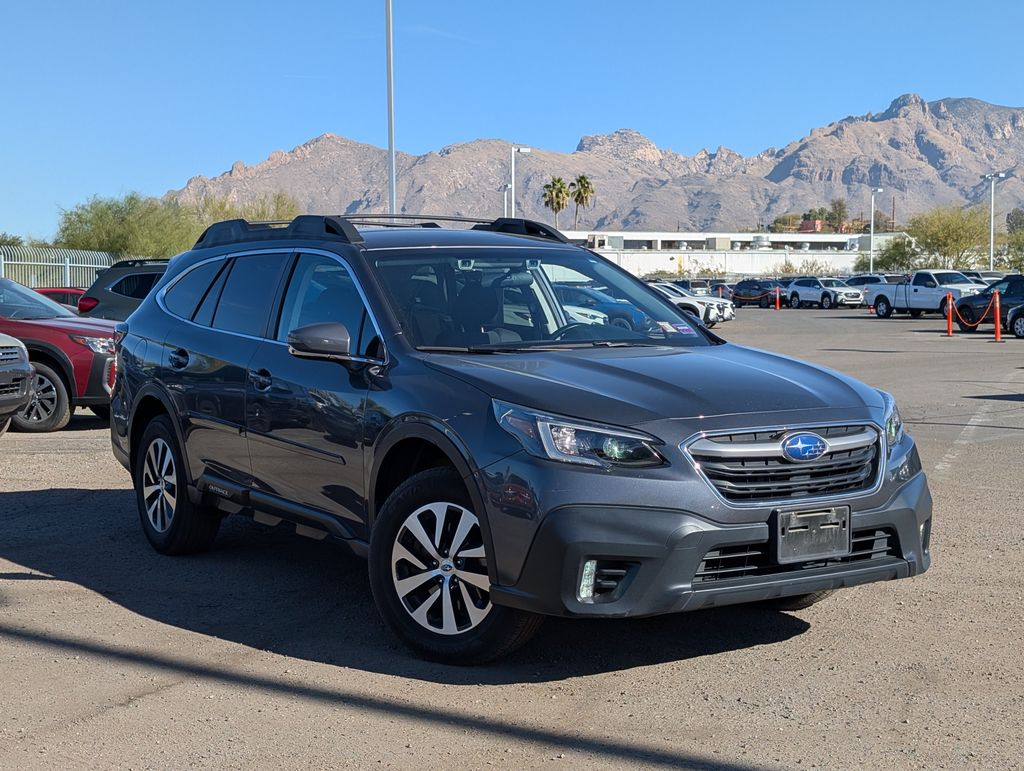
[111,215,932,663]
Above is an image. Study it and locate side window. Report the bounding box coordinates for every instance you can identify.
[988,280,1010,295]
[111,273,159,299]
[912,273,932,287]
[164,260,225,320]
[276,253,377,357]
[1007,278,1024,297]
[211,253,288,337]
[862,277,878,285]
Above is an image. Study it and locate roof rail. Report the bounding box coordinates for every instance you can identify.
[471,217,570,243]
[109,258,170,268]
[344,213,491,225]
[193,215,364,249]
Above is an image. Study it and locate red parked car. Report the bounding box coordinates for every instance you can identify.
[0,278,116,432]
[34,287,86,308]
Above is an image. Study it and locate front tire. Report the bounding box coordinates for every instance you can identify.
[790,293,800,308]
[956,305,976,333]
[1013,314,1024,339]
[369,467,542,664]
[134,415,220,554]
[12,362,70,433]
[820,293,833,310]
[759,296,770,309]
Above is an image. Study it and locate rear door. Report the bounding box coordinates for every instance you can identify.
[159,252,290,486]
[245,252,382,536]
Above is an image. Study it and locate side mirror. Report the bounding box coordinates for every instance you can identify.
[287,322,351,362]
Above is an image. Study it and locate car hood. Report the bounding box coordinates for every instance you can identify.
[944,283,981,292]
[15,316,117,337]
[424,343,884,428]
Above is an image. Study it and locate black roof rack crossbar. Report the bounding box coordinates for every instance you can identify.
[193,215,364,249]
[343,213,491,225]
[109,258,171,267]
[471,218,570,243]
[339,214,570,243]
[345,219,443,229]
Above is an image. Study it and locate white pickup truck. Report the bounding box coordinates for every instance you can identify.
[870,270,982,318]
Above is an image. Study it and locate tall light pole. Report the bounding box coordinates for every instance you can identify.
[869,187,883,274]
[982,172,1007,271]
[500,183,511,218]
[510,145,531,219]
[385,0,397,218]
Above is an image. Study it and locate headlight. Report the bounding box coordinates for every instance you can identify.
[878,390,905,451]
[69,335,115,355]
[493,400,665,469]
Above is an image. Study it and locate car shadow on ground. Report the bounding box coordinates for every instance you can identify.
[0,488,810,685]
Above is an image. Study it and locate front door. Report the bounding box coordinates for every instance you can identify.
[246,252,381,536]
[910,272,937,310]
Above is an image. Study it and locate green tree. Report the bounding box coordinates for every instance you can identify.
[53,192,301,258]
[568,175,594,230]
[907,206,988,269]
[0,232,23,247]
[769,213,801,232]
[541,177,570,229]
[1006,207,1024,235]
[826,198,849,232]
[853,237,921,273]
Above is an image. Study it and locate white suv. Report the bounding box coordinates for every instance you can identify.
[788,277,863,309]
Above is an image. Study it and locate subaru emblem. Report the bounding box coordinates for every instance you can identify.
[781,432,828,463]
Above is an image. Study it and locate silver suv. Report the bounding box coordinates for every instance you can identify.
[788,277,863,309]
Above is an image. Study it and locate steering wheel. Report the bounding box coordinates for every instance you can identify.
[549,322,592,340]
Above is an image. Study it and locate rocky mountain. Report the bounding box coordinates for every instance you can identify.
[172,94,1024,231]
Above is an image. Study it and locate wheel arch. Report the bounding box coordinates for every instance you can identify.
[20,339,75,397]
[127,385,186,479]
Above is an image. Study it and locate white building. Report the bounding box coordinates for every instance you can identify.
[561,230,908,277]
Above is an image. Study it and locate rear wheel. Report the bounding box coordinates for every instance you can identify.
[134,415,220,554]
[874,297,893,318]
[1013,314,1024,339]
[12,363,70,433]
[369,467,542,664]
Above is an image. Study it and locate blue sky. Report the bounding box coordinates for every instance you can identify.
[3,0,1023,237]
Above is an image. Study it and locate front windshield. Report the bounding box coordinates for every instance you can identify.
[0,280,76,320]
[373,247,712,350]
[820,279,847,287]
[934,272,970,285]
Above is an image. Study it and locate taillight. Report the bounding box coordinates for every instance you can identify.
[78,296,99,313]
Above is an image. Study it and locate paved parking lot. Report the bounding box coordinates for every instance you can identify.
[1,308,1022,769]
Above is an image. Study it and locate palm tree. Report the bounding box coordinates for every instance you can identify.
[542,176,570,228]
[569,175,595,230]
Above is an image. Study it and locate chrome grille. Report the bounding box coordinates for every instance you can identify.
[688,425,881,503]
[693,527,899,584]
[0,346,22,363]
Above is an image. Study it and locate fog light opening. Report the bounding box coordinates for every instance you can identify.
[579,559,597,601]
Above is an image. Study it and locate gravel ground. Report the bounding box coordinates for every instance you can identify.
[1,309,1022,770]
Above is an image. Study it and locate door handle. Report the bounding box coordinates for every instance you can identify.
[168,348,189,369]
[249,368,273,391]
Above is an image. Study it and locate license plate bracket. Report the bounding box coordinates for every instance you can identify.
[776,506,851,564]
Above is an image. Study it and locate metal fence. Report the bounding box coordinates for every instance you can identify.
[0,246,119,289]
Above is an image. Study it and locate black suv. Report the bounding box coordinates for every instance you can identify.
[111,215,932,663]
[953,274,1024,332]
[79,259,169,320]
[732,279,789,308]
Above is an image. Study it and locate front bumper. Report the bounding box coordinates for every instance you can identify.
[489,470,931,618]
[74,354,115,407]
[0,362,34,420]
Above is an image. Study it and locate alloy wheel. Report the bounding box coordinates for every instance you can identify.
[391,501,492,636]
[1014,316,1024,338]
[142,437,177,533]
[21,373,58,423]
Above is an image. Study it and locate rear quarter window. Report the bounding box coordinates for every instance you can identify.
[164,260,225,320]
[111,273,160,299]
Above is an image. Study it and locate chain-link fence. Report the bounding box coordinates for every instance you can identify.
[0,246,119,288]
